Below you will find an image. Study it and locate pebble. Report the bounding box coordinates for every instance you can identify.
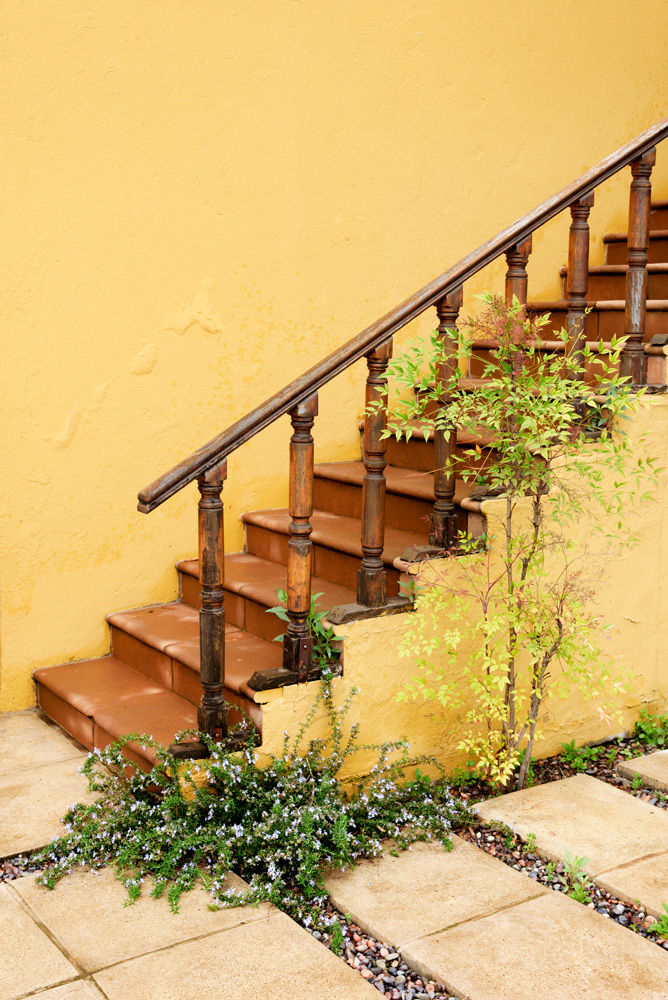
[613,903,625,916]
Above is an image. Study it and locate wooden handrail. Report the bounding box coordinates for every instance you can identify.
[138,118,668,514]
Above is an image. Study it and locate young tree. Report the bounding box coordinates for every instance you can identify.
[380,295,656,789]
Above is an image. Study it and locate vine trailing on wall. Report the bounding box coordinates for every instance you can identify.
[34,673,465,923]
[376,294,658,789]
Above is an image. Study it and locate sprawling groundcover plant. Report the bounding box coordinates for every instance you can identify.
[35,673,464,926]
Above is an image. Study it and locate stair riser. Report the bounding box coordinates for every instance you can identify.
[37,684,94,751]
[170,661,262,729]
[605,237,668,265]
[385,436,496,478]
[110,624,263,729]
[179,570,284,644]
[313,477,433,532]
[650,207,668,227]
[110,627,173,688]
[245,523,401,594]
[560,271,668,299]
[35,683,156,771]
[524,308,667,342]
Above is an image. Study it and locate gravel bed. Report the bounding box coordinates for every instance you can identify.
[315,902,459,1000]
[1,853,43,882]
[458,825,668,951]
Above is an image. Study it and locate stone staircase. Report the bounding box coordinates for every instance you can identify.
[33,195,668,768]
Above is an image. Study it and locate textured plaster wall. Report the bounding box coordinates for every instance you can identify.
[1,1,668,709]
[257,398,668,776]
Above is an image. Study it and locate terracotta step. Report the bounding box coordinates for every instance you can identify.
[603,230,668,265]
[559,264,668,300]
[651,201,668,228]
[359,420,497,476]
[242,508,421,594]
[313,461,478,534]
[178,553,356,638]
[34,657,197,769]
[525,300,668,341]
[107,602,277,723]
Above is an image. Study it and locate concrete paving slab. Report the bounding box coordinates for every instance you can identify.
[12,867,271,972]
[31,983,108,1000]
[0,883,77,1000]
[0,757,96,857]
[326,835,545,949]
[401,890,668,1000]
[93,907,379,1000]
[597,851,668,918]
[618,750,668,793]
[0,711,84,776]
[474,773,668,874]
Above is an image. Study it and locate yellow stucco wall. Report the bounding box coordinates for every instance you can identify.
[256,397,668,777]
[2,1,668,710]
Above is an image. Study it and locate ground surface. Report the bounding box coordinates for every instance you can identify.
[2,711,668,1000]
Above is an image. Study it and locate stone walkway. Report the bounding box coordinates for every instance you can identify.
[3,710,668,1000]
[0,711,377,1000]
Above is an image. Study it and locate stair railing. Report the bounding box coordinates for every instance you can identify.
[138,118,668,749]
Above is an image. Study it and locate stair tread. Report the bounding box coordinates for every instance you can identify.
[107,602,281,696]
[243,507,423,562]
[177,553,356,609]
[603,229,668,241]
[559,263,668,275]
[314,461,473,504]
[108,602,238,651]
[528,299,668,310]
[34,656,172,719]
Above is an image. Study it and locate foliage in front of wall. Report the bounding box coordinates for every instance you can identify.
[34,673,464,926]
[634,707,668,748]
[378,293,658,790]
[267,588,341,669]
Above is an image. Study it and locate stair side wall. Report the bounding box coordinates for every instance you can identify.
[257,397,668,776]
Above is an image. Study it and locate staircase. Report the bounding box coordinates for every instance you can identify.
[33,123,668,769]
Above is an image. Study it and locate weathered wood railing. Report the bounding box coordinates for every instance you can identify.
[138,118,668,747]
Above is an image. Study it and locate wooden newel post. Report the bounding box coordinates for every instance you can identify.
[430,286,462,549]
[566,192,594,377]
[285,394,318,681]
[622,147,656,385]
[358,341,392,607]
[197,461,228,739]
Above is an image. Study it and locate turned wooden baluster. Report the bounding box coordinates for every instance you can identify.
[430,286,462,549]
[622,148,656,385]
[566,192,594,377]
[505,236,533,379]
[197,460,228,738]
[358,343,392,606]
[505,236,533,312]
[284,394,318,681]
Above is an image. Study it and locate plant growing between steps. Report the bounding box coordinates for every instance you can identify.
[34,672,464,925]
[377,294,658,789]
[267,588,341,669]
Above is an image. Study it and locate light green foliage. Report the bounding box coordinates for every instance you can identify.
[634,707,668,748]
[648,903,668,939]
[560,740,604,772]
[267,588,340,669]
[561,850,592,902]
[34,674,465,927]
[330,918,345,955]
[523,831,537,854]
[380,294,657,789]
[631,772,644,791]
